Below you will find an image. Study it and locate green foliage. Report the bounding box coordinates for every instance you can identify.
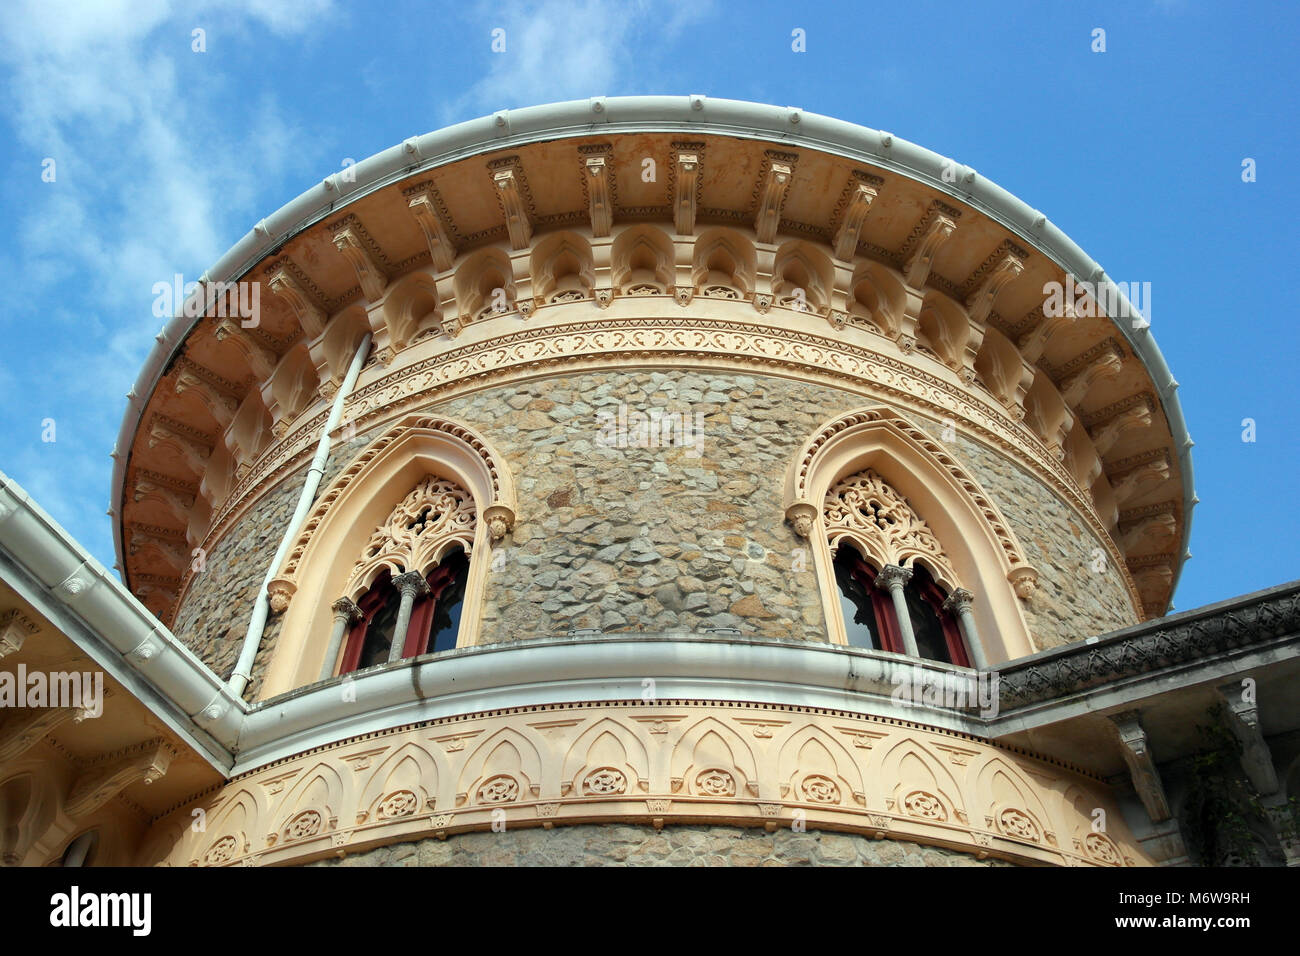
[1179,705,1295,866]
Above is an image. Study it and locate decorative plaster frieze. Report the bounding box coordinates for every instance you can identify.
[996,584,1300,709]
[162,699,1145,868]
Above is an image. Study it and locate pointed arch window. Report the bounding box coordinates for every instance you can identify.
[824,468,973,667]
[270,414,517,694]
[329,475,478,676]
[784,407,1042,669]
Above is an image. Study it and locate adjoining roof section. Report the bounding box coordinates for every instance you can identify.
[0,469,241,774]
[111,95,1195,601]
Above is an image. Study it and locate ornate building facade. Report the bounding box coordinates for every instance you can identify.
[1,97,1297,867]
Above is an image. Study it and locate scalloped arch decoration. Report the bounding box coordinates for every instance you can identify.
[785,406,1028,574]
[279,415,514,584]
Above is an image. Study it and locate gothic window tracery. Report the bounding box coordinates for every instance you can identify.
[334,475,478,675]
[824,469,970,667]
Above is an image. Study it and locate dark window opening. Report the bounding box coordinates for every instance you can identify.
[407,548,469,656]
[340,550,470,675]
[352,570,399,671]
[833,545,902,653]
[832,547,969,666]
[902,563,970,667]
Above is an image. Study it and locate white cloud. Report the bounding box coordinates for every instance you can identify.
[443,0,713,122]
[0,0,336,570]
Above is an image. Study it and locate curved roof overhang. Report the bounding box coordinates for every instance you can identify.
[111,95,1195,610]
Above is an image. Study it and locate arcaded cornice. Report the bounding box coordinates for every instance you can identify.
[111,97,1196,616]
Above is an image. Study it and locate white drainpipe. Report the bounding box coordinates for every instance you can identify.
[228,334,372,698]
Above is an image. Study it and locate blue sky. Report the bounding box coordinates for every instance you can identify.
[0,0,1296,614]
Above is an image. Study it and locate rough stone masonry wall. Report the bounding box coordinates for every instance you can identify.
[908,418,1139,648]
[305,823,1012,867]
[431,369,1136,648]
[169,423,385,696]
[169,367,1137,687]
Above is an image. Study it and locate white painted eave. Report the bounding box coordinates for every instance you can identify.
[0,469,243,772]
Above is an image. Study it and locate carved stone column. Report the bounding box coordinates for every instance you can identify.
[942,588,988,671]
[875,564,919,658]
[388,571,431,663]
[320,597,363,681]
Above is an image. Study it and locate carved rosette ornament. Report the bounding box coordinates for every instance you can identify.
[378,790,419,819]
[346,475,477,597]
[204,835,239,865]
[903,790,947,821]
[582,768,628,796]
[997,808,1041,843]
[1084,832,1122,866]
[477,774,520,804]
[800,774,841,804]
[823,468,958,587]
[695,768,737,797]
[284,810,323,841]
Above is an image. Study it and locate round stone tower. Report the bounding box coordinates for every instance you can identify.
[114,97,1193,867]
